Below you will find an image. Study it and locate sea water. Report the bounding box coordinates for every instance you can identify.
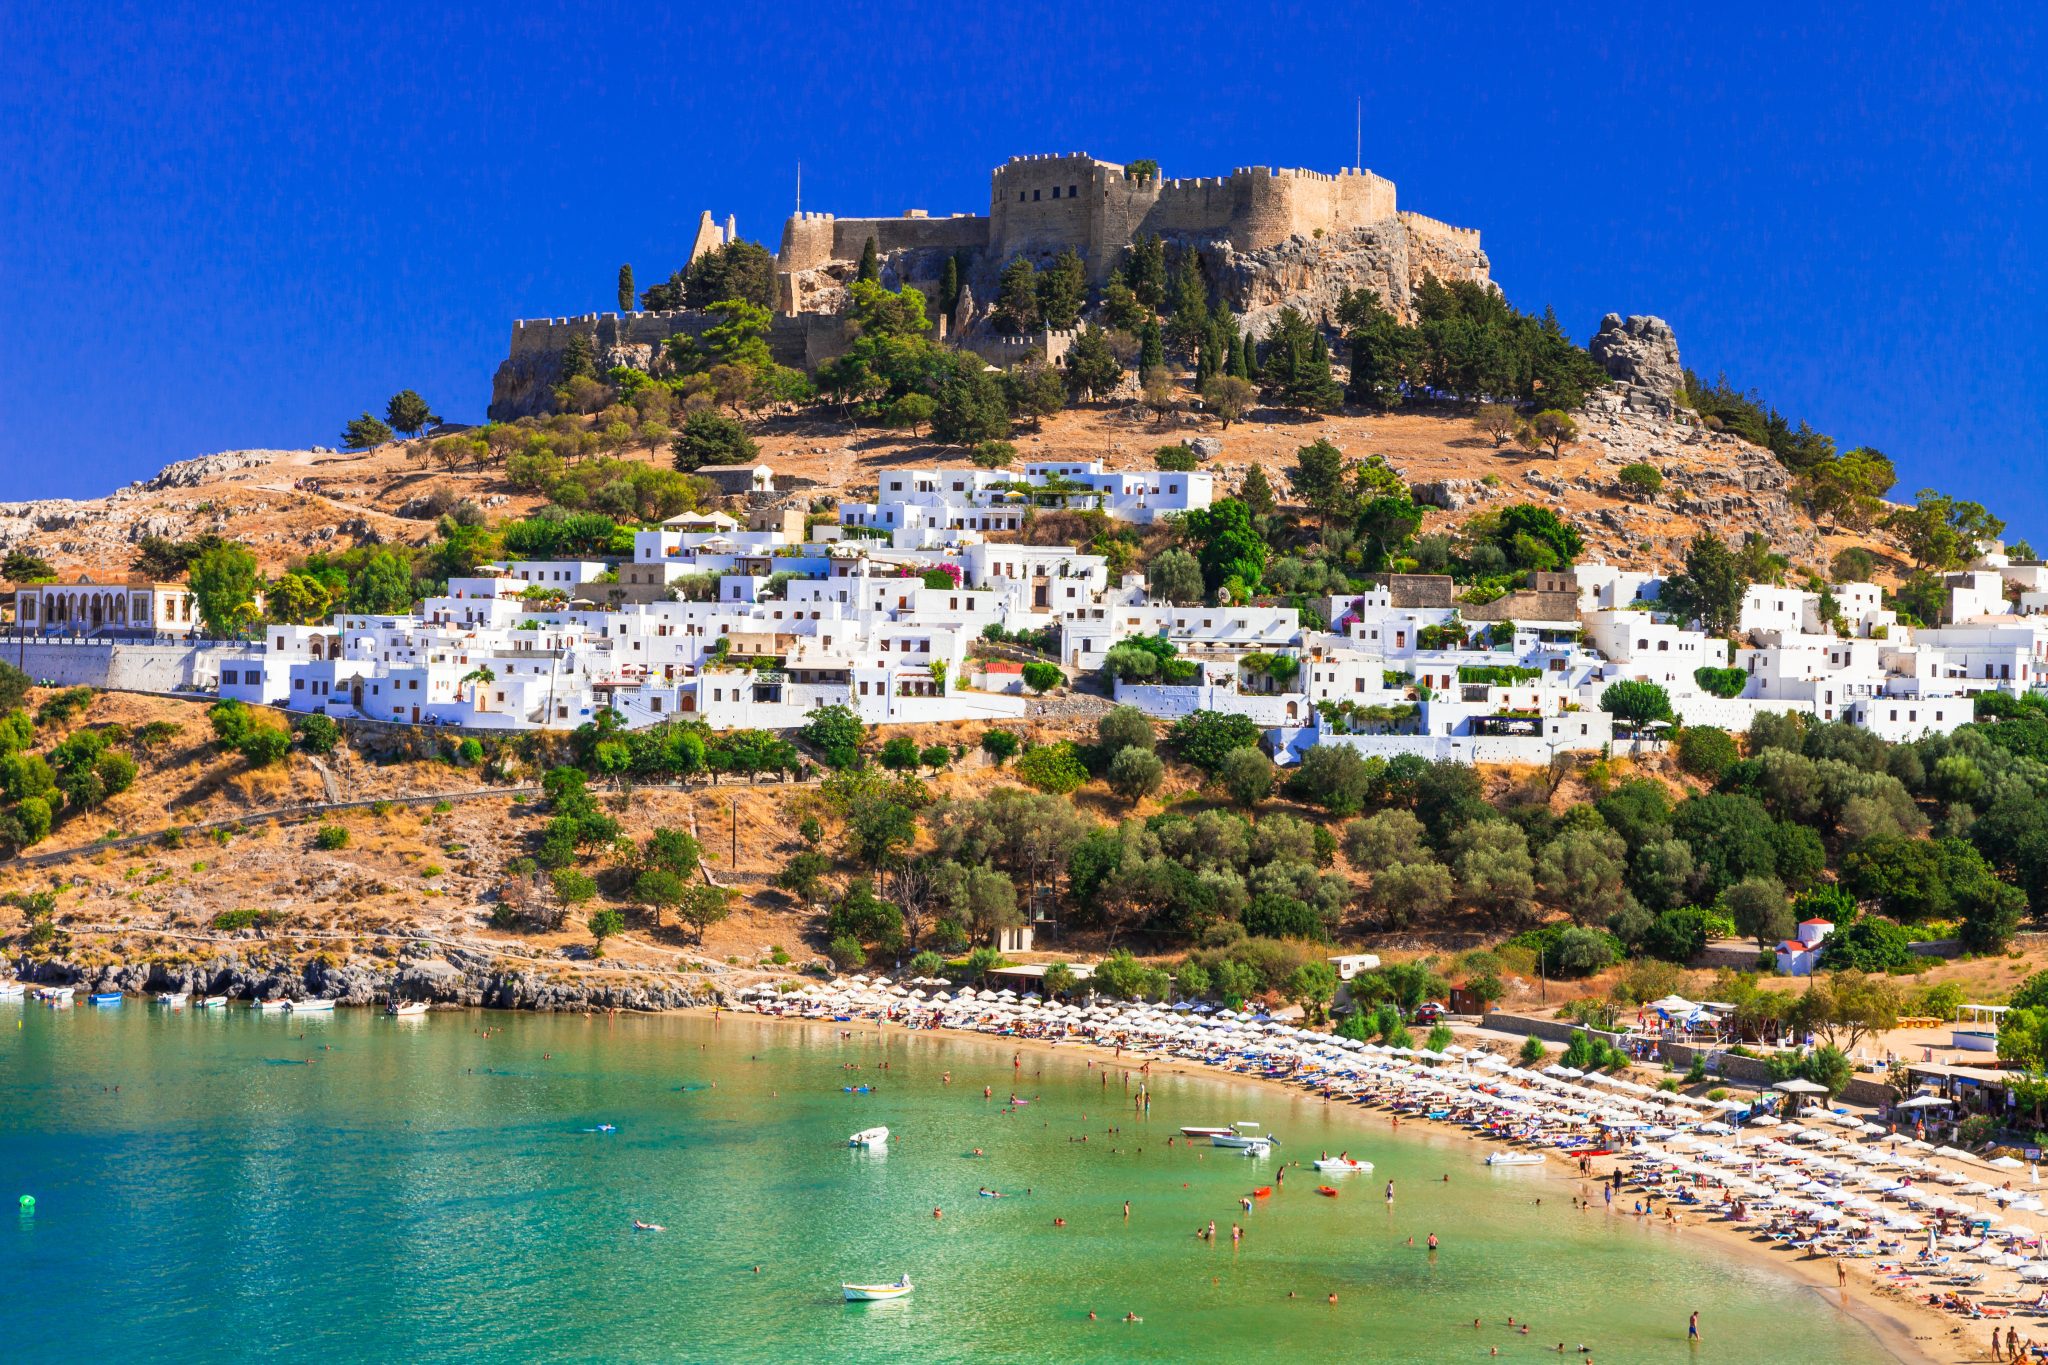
[0,1003,1894,1362]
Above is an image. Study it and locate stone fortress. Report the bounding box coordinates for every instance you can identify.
[491,151,1491,419]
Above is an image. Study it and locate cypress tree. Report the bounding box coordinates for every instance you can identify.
[1238,327,1258,381]
[1140,319,1164,372]
[938,256,961,320]
[617,264,634,312]
[857,236,880,284]
[1225,331,1243,379]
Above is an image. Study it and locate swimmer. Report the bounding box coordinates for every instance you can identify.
[933,1207,942,1220]
[1427,1233,1438,1250]
[1087,1311,1097,1321]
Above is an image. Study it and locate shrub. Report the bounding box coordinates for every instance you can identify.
[1693,667,1748,699]
[1015,741,1088,794]
[1518,1034,1546,1065]
[211,907,275,931]
[979,729,1020,764]
[1169,710,1262,776]
[828,933,867,970]
[294,713,342,754]
[588,906,626,950]
[1617,462,1664,496]
[670,410,758,470]
[1676,726,1739,781]
[237,728,292,767]
[1106,746,1165,804]
[313,825,350,850]
[1020,661,1064,694]
[877,736,920,770]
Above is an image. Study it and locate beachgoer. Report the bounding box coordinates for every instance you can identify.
[1688,1311,1699,1342]
[1427,1233,1438,1250]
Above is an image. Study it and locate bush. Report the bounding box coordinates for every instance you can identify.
[670,410,758,470]
[1015,741,1088,794]
[1693,667,1748,699]
[1106,746,1165,804]
[979,729,1020,764]
[313,825,350,850]
[211,907,275,931]
[828,933,867,970]
[1518,1034,1546,1064]
[877,736,920,771]
[237,728,292,767]
[1020,661,1064,694]
[294,713,342,755]
[800,705,865,770]
[1823,916,1915,972]
[1617,462,1664,496]
[1676,726,1739,781]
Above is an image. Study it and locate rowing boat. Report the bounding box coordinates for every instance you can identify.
[843,1276,913,1301]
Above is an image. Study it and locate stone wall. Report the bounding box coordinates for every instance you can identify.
[5,639,245,692]
[489,311,840,420]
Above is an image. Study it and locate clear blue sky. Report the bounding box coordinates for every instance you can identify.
[3,2,2041,538]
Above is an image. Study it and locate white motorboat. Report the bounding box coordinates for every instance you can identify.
[842,1276,913,1301]
[154,990,189,1008]
[288,998,335,1013]
[1313,1157,1375,1174]
[386,1000,430,1017]
[251,998,291,1012]
[848,1126,890,1148]
[197,995,229,1008]
[37,986,76,1004]
[1239,1138,1276,1158]
[1484,1151,1545,1167]
[1179,1125,1235,1139]
[0,980,24,999]
[1211,1122,1277,1150]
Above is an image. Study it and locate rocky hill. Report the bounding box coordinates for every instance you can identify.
[0,317,1897,585]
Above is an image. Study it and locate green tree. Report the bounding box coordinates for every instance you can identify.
[1722,875,1792,949]
[1063,327,1124,400]
[188,543,261,636]
[1106,746,1165,805]
[3,549,54,581]
[1289,439,1348,521]
[552,868,598,908]
[979,729,1020,764]
[1255,307,1342,413]
[1599,680,1675,728]
[1883,488,2004,572]
[932,357,1011,445]
[588,906,625,952]
[679,240,777,309]
[800,704,866,769]
[1529,409,1577,458]
[1016,740,1088,793]
[1285,960,1339,1022]
[676,883,732,943]
[671,410,759,471]
[617,264,634,311]
[1036,249,1087,330]
[993,257,1040,334]
[386,390,435,438]
[1146,547,1205,605]
[1169,711,1261,775]
[1180,498,1266,596]
[857,236,881,284]
[340,413,392,450]
[1201,374,1256,429]
[1220,746,1275,810]
[1660,534,1748,636]
[1021,662,1063,694]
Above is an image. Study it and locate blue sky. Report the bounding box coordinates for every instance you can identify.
[2,2,2041,539]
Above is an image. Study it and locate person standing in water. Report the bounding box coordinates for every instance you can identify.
[1688,1311,1700,1343]
[1385,1180,1395,1204]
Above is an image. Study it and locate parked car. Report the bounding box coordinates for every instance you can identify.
[1412,1001,1444,1025]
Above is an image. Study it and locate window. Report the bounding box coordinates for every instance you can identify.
[1032,189,1040,201]
[1069,184,1078,197]
[1050,186,1059,199]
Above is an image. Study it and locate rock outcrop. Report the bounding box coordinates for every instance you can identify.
[1589,314,1684,416]
[1200,218,1493,335]
[13,946,726,1013]
[145,449,298,491]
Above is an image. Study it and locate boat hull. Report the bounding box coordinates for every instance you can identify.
[842,1283,913,1301]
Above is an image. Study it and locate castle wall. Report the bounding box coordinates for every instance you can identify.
[988,154,1101,262]
[778,210,988,274]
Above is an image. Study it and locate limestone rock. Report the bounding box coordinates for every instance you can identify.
[1588,314,1684,413]
[145,448,300,490]
[1187,436,1223,460]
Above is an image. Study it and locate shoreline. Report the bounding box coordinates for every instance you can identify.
[699,1005,1966,1365]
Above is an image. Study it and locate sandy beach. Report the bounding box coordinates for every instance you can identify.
[700,1003,1988,1364]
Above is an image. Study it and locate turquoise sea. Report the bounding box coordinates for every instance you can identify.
[0,1002,1895,1362]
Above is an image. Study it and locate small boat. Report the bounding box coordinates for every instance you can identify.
[288,998,334,1013]
[37,986,74,1006]
[252,998,291,1012]
[1240,1138,1275,1158]
[1314,1157,1375,1174]
[1179,1125,1235,1139]
[842,1276,913,1302]
[0,981,25,999]
[154,990,189,1008]
[89,991,124,1006]
[386,1000,429,1017]
[1485,1151,1545,1167]
[197,995,229,1009]
[848,1126,890,1148]
[1316,1185,1339,1198]
[1211,1122,1277,1150]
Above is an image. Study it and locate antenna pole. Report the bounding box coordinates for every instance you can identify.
[1355,98,1361,171]
[796,161,802,214]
